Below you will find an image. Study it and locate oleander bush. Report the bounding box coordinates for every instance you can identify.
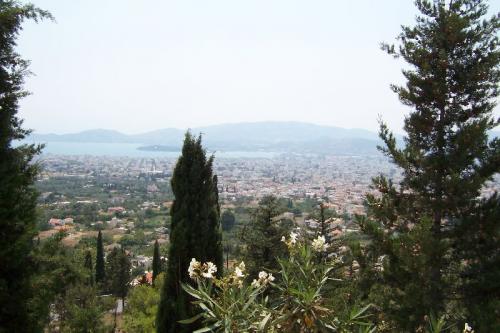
[181,230,376,332]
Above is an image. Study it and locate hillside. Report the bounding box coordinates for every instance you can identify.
[29,122,381,155]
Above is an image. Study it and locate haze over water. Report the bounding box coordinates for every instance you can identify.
[35,141,279,158]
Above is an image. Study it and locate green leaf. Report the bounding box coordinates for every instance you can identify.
[193,321,222,333]
[258,312,272,331]
[178,313,204,324]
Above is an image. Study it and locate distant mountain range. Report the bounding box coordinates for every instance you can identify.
[27,121,500,155]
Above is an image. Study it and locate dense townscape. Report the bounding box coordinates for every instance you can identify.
[38,154,404,212]
[35,153,397,284]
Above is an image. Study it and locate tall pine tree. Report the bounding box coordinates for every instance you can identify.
[152,239,162,283]
[95,230,105,286]
[358,0,499,330]
[455,193,500,331]
[0,2,51,331]
[156,132,223,333]
[240,195,289,278]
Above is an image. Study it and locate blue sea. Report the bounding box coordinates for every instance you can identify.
[24,141,278,159]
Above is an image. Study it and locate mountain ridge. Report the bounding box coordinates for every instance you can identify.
[29,122,380,143]
[26,121,499,155]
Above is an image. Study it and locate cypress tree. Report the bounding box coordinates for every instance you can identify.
[95,230,105,285]
[156,132,223,333]
[152,239,162,283]
[221,209,236,232]
[0,2,51,330]
[84,250,93,286]
[107,247,131,301]
[107,247,131,332]
[358,0,499,330]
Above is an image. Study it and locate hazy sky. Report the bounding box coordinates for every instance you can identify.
[18,0,500,134]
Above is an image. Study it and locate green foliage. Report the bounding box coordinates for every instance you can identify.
[28,233,84,331]
[424,313,451,333]
[357,0,500,330]
[157,132,223,333]
[106,247,131,300]
[240,195,290,278]
[454,194,500,332]
[274,244,339,331]
[221,209,236,232]
[152,239,163,283]
[123,274,164,333]
[95,230,105,286]
[181,233,375,332]
[294,197,323,214]
[181,276,270,332]
[359,217,446,330]
[119,230,148,247]
[27,233,104,332]
[307,202,338,243]
[0,1,52,331]
[84,250,94,286]
[57,284,108,333]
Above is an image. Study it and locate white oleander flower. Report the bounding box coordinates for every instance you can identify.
[290,232,298,244]
[201,262,217,279]
[234,261,246,278]
[464,323,474,333]
[188,258,201,279]
[252,271,275,288]
[312,235,329,252]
